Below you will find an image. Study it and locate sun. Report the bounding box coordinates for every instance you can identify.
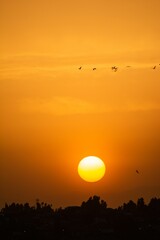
[78,156,106,182]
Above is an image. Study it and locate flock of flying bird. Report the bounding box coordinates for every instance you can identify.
[78,64,160,175]
[79,67,144,175]
[78,64,160,72]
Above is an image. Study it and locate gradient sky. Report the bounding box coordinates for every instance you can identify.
[0,0,160,209]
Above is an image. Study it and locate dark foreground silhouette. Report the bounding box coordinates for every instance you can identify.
[0,196,160,240]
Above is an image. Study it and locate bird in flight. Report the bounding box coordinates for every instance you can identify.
[136,170,139,174]
[78,66,82,70]
[111,66,118,72]
[93,68,96,70]
[153,66,156,70]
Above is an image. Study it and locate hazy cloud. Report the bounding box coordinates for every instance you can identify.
[18,97,160,116]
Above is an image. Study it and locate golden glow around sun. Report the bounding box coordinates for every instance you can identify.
[78,156,106,182]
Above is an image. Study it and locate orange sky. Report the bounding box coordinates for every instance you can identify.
[0,0,160,208]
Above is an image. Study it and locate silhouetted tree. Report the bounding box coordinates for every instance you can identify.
[148,197,160,211]
[123,200,137,213]
[81,195,107,220]
[137,197,146,211]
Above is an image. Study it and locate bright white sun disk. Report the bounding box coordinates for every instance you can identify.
[78,156,106,182]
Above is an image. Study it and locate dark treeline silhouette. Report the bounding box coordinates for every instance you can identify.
[0,196,160,240]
